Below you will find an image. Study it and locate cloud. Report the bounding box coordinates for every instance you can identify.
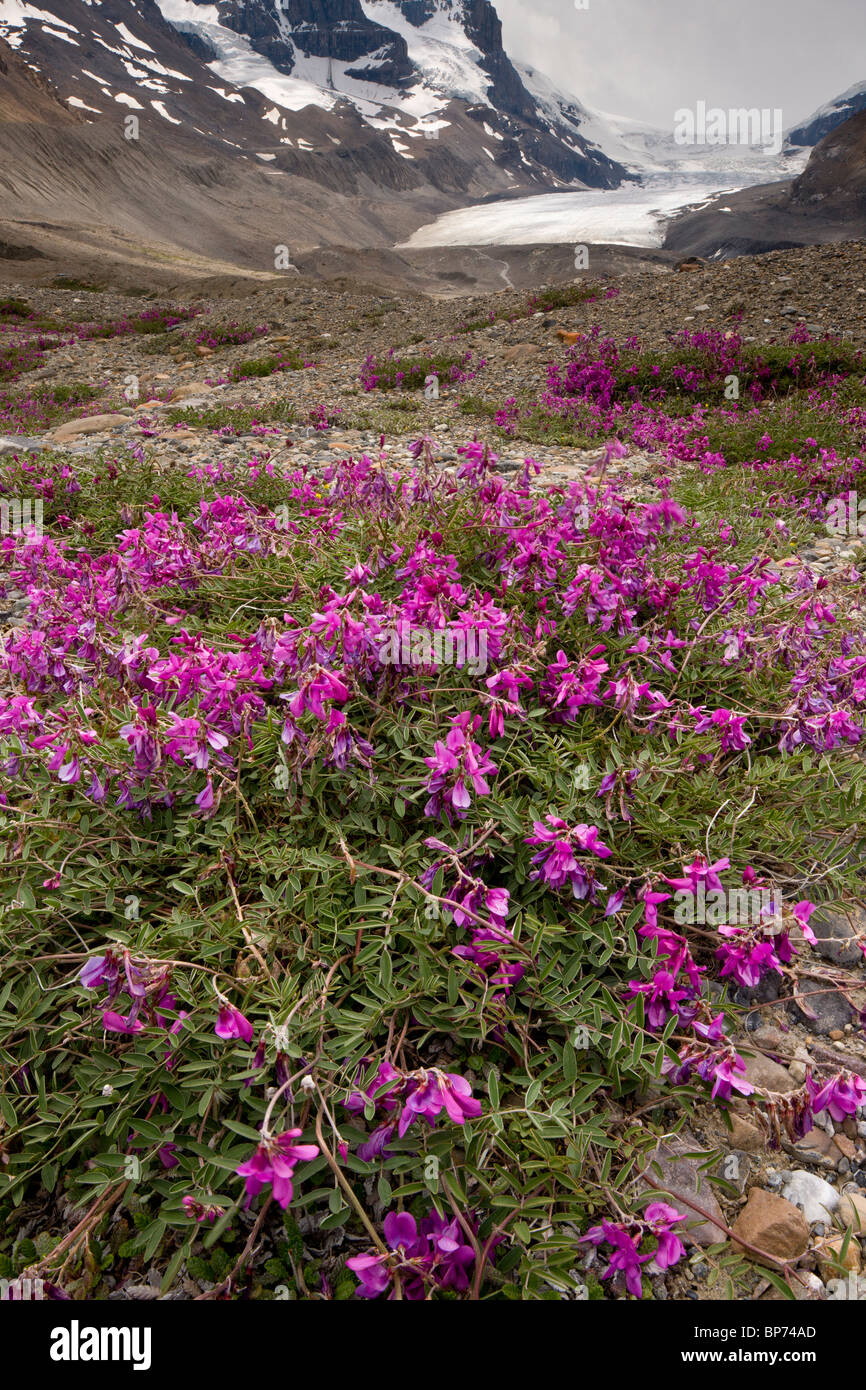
[496,0,866,129]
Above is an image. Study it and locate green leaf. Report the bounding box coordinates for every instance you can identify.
[222,1119,265,1143]
[761,1269,796,1301]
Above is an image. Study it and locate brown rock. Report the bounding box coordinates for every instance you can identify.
[791,1129,837,1165]
[731,1189,810,1265]
[838,1192,866,1234]
[503,343,540,362]
[750,1025,788,1050]
[556,329,581,344]
[741,1051,797,1092]
[170,383,212,401]
[817,1234,862,1280]
[726,1113,764,1153]
[50,412,130,442]
[833,1134,857,1161]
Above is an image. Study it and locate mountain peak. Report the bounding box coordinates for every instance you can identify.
[0,0,626,189]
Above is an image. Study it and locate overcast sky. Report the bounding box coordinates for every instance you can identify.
[495,0,866,131]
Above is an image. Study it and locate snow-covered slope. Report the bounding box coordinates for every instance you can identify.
[787,80,866,147]
[0,0,629,189]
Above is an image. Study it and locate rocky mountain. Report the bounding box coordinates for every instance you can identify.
[790,108,866,218]
[0,0,626,189]
[0,0,635,285]
[664,109,866,260]
[787,80,866,148]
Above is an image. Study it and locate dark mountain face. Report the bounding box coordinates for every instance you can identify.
[0,0,628,286]
[665,110,866,260]
[0,0,626,192]
[458,0,534,119]
[787,84,866,147]
[181,0,612,176]
[212,0,415,83]
[791,110,866,215]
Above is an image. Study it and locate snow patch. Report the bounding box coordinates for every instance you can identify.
[0,0,79,44]
[114,20,153,51]
[208,86,244,104]
[42,24,78,42]
[151,99,181,123]
[359,0,491,106]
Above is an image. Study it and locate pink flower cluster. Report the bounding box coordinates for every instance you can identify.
[525,815,613,903]
[343,1061,482,1161]
[423,711,497,823]
[580,1202,686,1299]
[79,949,186,1052]
[236,1129,319,1209]
[347,1208,491,1299]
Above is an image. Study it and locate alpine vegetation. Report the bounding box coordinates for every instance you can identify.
[1,274,865,1306]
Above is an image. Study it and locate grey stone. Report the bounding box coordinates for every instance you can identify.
[733,973,781,1007]
[0,435,43,455]
[780,1170,840,1224]
[716,1149,751,1194]
[809,908,865,967]
[788,977,856,1035]
[741,1050,796,1092]
[642,1132,726,1246]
